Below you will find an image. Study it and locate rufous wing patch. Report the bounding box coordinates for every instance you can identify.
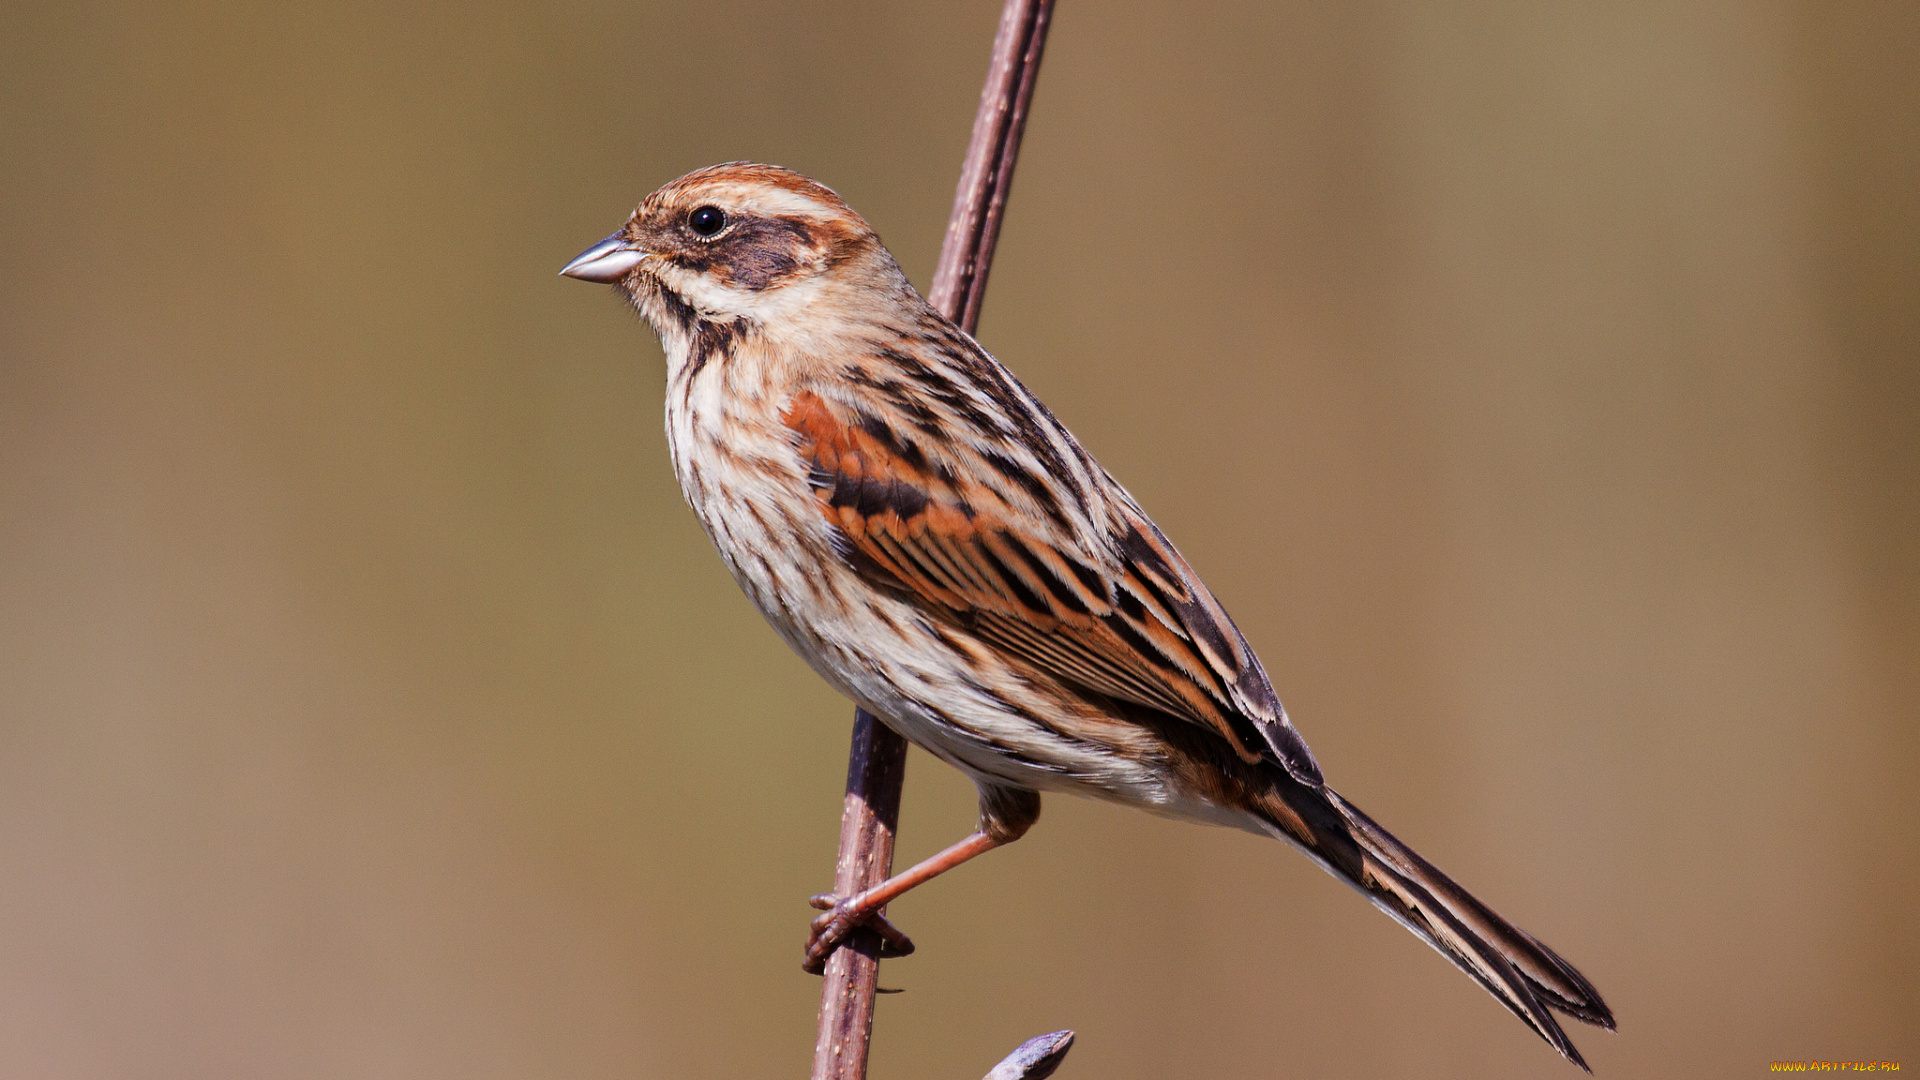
[782,388,1316,779]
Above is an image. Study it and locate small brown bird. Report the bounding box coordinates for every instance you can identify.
[562,163,1614,1068]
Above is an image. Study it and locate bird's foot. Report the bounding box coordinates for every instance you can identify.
[803,892,915,974]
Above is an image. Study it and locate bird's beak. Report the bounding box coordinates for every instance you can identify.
[559,230,651,283]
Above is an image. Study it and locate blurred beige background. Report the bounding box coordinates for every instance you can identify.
[2,2,1914,1077]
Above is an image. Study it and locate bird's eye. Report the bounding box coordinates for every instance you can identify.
[688,205,727,238]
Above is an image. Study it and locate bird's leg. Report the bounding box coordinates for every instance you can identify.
[803,829,1000,973]
[803,785,1039,975]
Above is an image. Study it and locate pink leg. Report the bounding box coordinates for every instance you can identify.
[803,830,1005,974]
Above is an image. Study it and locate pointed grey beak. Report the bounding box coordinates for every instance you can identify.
[560,230,650,283]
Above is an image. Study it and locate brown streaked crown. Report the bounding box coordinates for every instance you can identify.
[623,162,882,295]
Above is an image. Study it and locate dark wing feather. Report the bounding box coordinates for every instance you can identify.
[784,385,1322,786]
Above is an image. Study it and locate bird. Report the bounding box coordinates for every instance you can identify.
[561,162,1614,1069]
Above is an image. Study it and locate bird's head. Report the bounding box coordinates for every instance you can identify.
[561,163,906,337]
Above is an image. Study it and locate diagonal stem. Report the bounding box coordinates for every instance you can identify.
[810,4,1057,1080]
[929,0,1058,337]
[810,710,909,1080]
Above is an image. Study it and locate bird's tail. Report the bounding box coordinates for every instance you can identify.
[1255,782,1615,1070]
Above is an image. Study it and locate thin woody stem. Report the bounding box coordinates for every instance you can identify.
[810,710,909,1080]
[929,0,1057,337]
[809,3,1058,1080]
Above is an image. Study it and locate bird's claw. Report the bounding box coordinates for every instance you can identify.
[802,892,915,974]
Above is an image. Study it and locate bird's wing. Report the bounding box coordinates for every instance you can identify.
[783,386,1322,786]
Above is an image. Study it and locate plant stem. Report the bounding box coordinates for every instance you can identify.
[809,3,1057,1079]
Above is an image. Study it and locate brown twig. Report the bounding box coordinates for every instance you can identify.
[809,710,908,1080]
[929,0,1058,337]
[809,3,1058,1080]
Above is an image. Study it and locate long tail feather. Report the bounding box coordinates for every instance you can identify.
[1257,782,1614,1070]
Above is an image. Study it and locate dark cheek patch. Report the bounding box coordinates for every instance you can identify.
[728,247,801,290]
[712,215,816,290]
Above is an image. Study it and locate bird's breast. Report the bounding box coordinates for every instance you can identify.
[661,336,848,631]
